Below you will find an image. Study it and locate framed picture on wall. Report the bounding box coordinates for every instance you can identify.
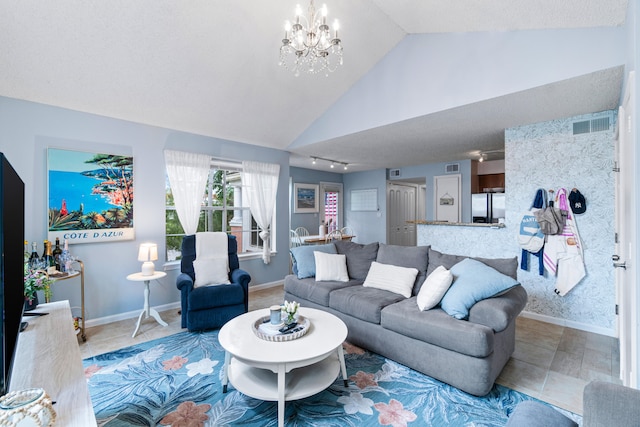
[47,147,135,244]
[294,183,319,213]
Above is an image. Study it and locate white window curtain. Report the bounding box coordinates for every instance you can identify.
[242,161,280,264]
[164,150,211,235]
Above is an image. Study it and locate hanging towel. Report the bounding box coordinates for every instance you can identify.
[196,232,229,261]
[520,188,546,275]
[542,188,586,296]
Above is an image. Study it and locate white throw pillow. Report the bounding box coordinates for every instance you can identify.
[314,251,349,282]
[416,265,454,311]
[193,258,230,287]
[363,261,418,298]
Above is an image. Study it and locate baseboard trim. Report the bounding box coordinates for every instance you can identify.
[84,281,284,328]
[249,280,284,292]
[85,301,182,328]
[520,310,616,338]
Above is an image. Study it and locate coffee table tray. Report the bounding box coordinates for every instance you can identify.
[252,316,310,342]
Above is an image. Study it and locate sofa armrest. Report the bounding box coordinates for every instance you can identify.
[176,272,194,292]
[468,285,527,332]
[583,380,640,426]
[231,268,251,289]
[231,268,251,312]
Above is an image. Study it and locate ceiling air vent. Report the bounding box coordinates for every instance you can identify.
[573,116,611,135]
[389,169,401,178]
[445,163,459,173]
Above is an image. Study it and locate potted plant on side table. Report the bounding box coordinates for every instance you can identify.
[24,258,53,311]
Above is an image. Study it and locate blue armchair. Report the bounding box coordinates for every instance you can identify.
[176,234,250,331]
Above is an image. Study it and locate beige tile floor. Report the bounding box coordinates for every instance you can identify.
[79,284,620,416]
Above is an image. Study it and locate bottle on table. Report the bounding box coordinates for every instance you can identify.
[42,240,55,269]
[59,239,71,273]
[29,241,40,269]
[52,237,62,271]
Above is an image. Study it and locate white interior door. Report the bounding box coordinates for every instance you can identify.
[434,174,461,223]
[615,71,637,387]
[387,183,417,246]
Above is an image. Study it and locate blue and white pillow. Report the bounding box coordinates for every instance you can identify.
[290,243,337,279]
[440,258,519,320]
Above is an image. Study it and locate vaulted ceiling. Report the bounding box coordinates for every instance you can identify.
[0,0,629,172]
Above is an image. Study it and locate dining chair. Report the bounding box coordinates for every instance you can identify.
[289,229,301,248]
[325,229,343,243]
[294,227,310,242]
[340,226,354,237]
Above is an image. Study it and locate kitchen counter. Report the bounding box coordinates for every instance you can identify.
[408,220,505,228]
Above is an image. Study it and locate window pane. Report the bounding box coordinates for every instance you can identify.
[165,162,272,260]
[166,209,183,261]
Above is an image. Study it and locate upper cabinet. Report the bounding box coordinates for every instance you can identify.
[471,160,505,193]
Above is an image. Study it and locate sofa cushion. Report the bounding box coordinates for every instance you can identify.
[363,261,418,298]
[188,282,245,311]
[329,286,405,324]
[314,252,349,282]
[290,243,336,279]
[426,249,466,276]
[283,274,361,307]
[376,244,430,296]
[441,258,520,320]
[416,265,453,311]
[333,240,379,281]
[381,297,494,358]
[427,248,518,280]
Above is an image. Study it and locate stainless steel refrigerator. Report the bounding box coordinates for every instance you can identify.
[472,193,505,223]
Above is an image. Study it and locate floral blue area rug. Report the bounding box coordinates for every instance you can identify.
[83,331,580,427]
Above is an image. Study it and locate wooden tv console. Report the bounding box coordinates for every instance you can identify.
[10,300,96,426]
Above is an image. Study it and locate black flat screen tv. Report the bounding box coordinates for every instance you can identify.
[0,153,25,395]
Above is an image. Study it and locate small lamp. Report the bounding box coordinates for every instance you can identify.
[138,243,158,276]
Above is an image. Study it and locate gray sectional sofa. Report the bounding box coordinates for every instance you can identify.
[284,240,528,396]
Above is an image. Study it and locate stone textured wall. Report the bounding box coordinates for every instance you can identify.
[418,111,617,333]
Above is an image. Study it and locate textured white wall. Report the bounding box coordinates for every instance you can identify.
[418,111,616,334]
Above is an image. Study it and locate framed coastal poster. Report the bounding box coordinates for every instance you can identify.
[47,148,134,244]
[293,183,319,213]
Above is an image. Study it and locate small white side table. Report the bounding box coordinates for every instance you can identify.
[127,271,168,338]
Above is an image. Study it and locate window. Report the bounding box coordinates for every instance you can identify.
[165,161,268,261]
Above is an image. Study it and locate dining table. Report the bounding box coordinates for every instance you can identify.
[300,234,354,245]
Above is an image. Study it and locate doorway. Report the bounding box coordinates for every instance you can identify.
[615,71,637,387]
[320,182,343,234]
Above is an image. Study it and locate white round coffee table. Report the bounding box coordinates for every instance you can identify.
[218,307,348,427]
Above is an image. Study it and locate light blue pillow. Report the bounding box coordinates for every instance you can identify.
[440,258,519,320]
[290,244,337,279]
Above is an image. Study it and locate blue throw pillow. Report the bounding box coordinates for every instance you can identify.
[440,258,519,320]
[290,244,337,279]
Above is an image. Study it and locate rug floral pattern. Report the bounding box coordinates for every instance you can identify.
[83,331,580,426]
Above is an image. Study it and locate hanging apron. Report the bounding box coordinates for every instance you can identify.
[542,188,586,296]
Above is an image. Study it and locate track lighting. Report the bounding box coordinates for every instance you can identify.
[309,156,349,170]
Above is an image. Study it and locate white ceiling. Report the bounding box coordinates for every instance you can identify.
[0,0,629,172]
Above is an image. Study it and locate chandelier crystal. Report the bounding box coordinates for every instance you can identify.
[279,1,343,77]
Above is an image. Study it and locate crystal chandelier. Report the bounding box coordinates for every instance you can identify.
[279,1,343,77]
